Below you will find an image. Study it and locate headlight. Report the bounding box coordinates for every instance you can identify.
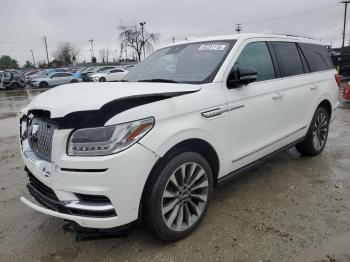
[67,117,154,156]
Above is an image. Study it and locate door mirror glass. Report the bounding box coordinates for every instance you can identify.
[227,67,258,88]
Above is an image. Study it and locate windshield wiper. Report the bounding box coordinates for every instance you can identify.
[137,78,179,83]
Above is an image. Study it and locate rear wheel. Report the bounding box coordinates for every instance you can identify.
[99,77,106,82]
[145,151,213,241]
[296,107,330,156]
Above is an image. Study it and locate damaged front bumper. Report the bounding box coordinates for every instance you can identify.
[20,122,159,229]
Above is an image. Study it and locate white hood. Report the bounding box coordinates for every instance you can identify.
[26,82,200,118]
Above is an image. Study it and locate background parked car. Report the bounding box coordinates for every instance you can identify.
[27,68,69,85]
[344,82,350,100]
[0,70,25,90]
[123,65,135,71]
[81,66,117,81]
[90,68,128,82]
[30,72,81,88]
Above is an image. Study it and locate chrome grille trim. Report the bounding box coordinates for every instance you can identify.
[28,118,56,162]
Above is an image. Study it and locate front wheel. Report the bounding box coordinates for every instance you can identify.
[99,77,106,82]
[39,81,48,88]
[296,107,330,156]
[145,151,213,241]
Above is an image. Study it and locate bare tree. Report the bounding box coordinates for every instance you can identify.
[52,42,79,66]
[118,24,159,61]
[98,47,111,63]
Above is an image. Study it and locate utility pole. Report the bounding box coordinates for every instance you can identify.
[341,1,350,48]
[43,36,49,65]
[172,36,176,43]
[235,23,242,34]
[140,21,146,60]
[89,39,95,59]
[30,50,35,67]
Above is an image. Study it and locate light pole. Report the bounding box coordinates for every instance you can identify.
[140,21,146,60]
[30,50,35,67]
[235,24,242,34]
[341,1,350,48]
[43,36,49,65]
[89,39,95,59]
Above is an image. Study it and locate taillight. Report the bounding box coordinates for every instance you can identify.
[335,74,342,88]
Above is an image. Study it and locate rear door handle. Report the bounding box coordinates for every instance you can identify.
[310,85,319,90]
[272,92,284,100]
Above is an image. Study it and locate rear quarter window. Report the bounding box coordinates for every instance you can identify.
[299,43,334,72]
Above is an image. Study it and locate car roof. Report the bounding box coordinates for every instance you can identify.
[167,33,326,47]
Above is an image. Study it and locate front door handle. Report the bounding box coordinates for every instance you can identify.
[310,85,319,90]
[272,92,284,100]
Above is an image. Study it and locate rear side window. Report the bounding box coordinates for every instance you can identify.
[299,43,333,72]
[272,42,304,77]
[233,42,275,82]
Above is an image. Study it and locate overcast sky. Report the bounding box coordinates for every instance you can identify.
[0,0,346,66]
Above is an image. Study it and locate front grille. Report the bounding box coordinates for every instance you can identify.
[28,118,55,161]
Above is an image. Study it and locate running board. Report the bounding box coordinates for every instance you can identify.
[217,137,305,186]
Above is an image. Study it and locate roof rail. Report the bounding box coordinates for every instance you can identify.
[274,33,317,40]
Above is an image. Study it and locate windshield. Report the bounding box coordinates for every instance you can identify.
[123,40,235,84]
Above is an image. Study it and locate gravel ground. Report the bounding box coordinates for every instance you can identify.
[0,89,349,262]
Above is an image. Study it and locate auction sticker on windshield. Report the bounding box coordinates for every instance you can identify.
[198,44,226,51]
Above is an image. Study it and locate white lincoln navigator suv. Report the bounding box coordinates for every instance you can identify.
[19,34,339,241]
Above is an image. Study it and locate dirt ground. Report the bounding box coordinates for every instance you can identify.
[0,89,349,262]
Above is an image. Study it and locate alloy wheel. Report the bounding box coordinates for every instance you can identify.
[312,111,328,151]
[161,162,209,232]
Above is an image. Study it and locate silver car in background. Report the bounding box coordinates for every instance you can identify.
[31,72,81,88]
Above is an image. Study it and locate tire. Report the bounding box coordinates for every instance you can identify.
[39,81,48,88]
[70,79,78,83]
[296,107,330,156]
[144,151,213,241]
[99,77,106,82]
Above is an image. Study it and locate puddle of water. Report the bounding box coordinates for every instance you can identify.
[0,89,47,115]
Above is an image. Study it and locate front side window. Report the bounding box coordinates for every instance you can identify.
[233,42,275,82]
[123,40,236,84]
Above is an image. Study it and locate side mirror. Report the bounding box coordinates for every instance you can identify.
[50,75,54,78]
[227,67,258,88]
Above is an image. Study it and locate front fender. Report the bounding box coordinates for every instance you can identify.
[139,115,231,178]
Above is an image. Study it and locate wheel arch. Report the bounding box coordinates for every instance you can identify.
[317,99,332,119]
[139,138,220,220]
